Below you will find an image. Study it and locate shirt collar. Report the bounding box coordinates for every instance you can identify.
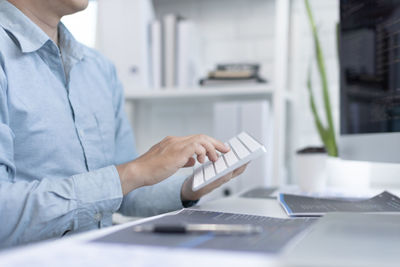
[58,22,85,62]
[0,0,50,53]
[0,0,85,60]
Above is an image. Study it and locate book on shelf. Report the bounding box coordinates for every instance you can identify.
[199,63,267,87]
[150,20,162,89]
[199,77,267,87]
[177,20,198,88]
[209,70,256,79]
[163,14,178,88]
[150,14,198,90]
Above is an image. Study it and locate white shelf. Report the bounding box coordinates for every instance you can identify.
[124,85,274,102]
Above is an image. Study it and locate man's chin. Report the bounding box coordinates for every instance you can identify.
[62,0,89,15]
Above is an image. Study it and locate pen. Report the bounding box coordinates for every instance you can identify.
[132,223,263,235]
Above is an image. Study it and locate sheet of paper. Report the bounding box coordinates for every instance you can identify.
[94,209,317,254]
[279,191,400,216]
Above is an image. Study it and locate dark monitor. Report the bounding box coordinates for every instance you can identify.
[339,0,400,163]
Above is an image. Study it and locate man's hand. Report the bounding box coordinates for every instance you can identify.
[180,164,248,202]
[116,134,230,195]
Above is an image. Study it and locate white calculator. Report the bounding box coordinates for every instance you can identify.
[192,132,267,191]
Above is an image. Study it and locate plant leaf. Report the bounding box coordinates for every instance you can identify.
[307,65,328,146]
[304,0,338,157]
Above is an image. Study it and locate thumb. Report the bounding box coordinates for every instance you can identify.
[183,157,196,167]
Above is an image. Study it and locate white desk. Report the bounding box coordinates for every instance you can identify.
[0,196,284,267]
[3,189,398,267]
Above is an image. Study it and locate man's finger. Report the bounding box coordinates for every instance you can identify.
[193,144,206,163]
[199,140,219,162]
[208,137,230,154]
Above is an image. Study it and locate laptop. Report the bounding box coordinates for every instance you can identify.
[282,213,400,267]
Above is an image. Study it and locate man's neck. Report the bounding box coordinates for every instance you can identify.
[8,0,60,44]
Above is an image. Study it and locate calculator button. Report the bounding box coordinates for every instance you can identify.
[238,132,261,152]
[214,156,228,173]
[203,161,216,181]
[229,137,250,159]
[192,167,204,189]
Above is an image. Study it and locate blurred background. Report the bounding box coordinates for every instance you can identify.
[62,0,340,201]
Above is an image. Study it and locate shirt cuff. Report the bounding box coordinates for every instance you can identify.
[168,175,199,208]
[72,165,123,231]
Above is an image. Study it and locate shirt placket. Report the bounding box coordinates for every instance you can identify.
[41,43,93,172]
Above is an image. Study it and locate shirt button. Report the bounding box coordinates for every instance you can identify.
[79,129,85,138]
[94,212,102,221]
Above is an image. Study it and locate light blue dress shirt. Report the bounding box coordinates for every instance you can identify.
[0,0,187,248]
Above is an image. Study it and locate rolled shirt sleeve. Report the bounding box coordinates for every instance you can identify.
[71,166,123,230]
[118,174,187,217]
[0,161,123,248]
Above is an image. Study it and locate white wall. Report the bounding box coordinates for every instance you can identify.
[62,1,98,48]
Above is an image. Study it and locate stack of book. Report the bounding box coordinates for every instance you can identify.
[199,64,267,87]
[150,14,198,89]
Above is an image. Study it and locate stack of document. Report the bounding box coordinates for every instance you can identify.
[279,191,400,217]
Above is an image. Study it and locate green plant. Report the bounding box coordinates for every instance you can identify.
[304,0,338,157]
